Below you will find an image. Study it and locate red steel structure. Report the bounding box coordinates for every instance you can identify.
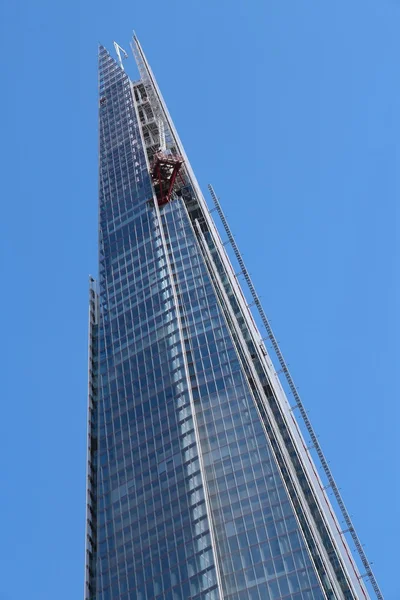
[150,151,184,206]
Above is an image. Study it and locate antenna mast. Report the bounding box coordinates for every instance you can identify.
[113,42,128,70]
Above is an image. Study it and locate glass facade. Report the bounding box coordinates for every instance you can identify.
[85,44,371,600]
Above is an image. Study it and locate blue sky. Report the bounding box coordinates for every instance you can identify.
[0,0,398,599]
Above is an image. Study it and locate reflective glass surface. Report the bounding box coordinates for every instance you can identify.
[95,47,326,600]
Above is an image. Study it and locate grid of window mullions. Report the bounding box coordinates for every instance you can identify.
[201,220,358,598]
[99,55,216,596]
[155,200,326,600]
[98,199,219,598]
[99,76,147,232]
[97,354,219,596]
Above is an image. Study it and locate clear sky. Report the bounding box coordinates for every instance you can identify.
[0,0,398,599]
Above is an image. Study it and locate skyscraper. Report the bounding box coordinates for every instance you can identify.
[85,37,382,600]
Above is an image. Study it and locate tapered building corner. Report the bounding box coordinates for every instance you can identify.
[85,39,383,600]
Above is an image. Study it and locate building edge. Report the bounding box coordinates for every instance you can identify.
[84,276,99,600]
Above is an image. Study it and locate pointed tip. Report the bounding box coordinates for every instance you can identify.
[132,30,141,48]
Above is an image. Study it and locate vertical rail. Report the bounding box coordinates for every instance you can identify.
[208,184,383,600]
[84,276,99,600]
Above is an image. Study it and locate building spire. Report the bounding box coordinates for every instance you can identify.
[113,41,128,70]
